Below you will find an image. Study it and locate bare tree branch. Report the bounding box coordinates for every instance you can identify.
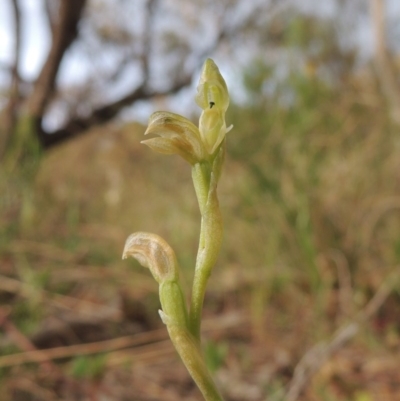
[36,0,235,149]
[370,0,400,124]
[26,0,269,151]
[38,75,191,148]
[0,0,22,160]
[27,0,87,120]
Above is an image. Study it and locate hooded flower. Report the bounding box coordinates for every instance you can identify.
[142,111,205,164]
[142,59,231,160]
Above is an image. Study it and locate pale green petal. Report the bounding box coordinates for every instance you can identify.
[144,111,205,162]
[141,137,198,164]
[199,108,232,154]
[146,111,200,138]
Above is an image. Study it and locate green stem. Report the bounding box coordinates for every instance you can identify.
[189,214,210,339]
[166,323,224,401]
[159,279,224,401]
[189,172,223,339]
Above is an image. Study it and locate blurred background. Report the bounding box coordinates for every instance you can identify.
[1,0,400,400]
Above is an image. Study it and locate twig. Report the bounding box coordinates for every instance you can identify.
[0,311,245,368]
[0,328,167,368]
[105,338,175,367]
[285,271,399,401]
[0,307,57,372]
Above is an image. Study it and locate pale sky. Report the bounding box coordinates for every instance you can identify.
[1,0,400,80]
[0,0,50,79]
[0,0,399,125]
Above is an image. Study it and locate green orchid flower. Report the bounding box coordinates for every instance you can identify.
[123,58,230,401]
[142,58,232,160]
[142,111,205,164]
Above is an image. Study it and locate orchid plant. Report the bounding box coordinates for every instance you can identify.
[122,59,231,401]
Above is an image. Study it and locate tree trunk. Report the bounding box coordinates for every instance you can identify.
[27,0,87,142]
[0,0,21,160]
[370,0,400,124]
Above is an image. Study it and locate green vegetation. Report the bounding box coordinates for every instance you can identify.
[0,46,400,400]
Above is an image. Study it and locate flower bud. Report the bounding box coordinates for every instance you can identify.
[195,59,229,112]
[194,59,232,154]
